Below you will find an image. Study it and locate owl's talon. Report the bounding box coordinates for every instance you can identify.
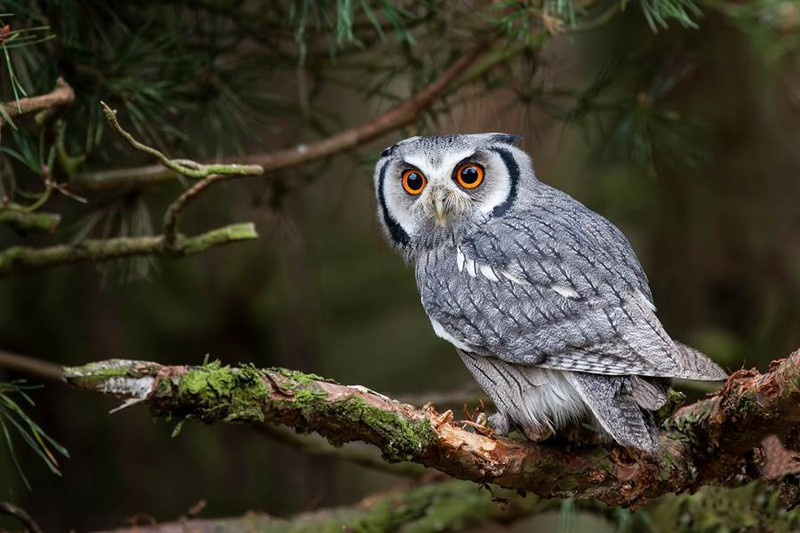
[522,425,553,442]
[459,419,495,437]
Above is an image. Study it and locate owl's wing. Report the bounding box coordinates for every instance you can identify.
[418,185,726,380]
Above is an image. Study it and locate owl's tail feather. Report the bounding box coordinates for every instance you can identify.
[673,342,728,381]
[566,372,660,451]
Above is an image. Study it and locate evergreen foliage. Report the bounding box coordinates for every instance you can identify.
[1,0,799,530]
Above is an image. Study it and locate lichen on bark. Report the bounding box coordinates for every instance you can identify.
[63,349,800,508]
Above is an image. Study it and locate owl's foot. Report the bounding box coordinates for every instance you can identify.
[521,425,554,442]
[459,416,495,437]
[487,411,510,437]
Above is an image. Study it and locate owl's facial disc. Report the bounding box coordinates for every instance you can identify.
[374,134,530,249]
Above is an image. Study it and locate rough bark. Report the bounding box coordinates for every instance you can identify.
[64,349,800,509]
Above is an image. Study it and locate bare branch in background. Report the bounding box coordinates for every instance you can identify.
[0,501,43,533]
[64,348,800,508]
[73,47,486,191]
[96,479,572,533]
[0,351,63,381]
[0,210,61,234]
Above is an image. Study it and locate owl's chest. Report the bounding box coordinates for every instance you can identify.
[414,244,466,314]
[414,242,517,355]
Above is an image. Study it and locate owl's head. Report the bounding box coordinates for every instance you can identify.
[373,133,536,253]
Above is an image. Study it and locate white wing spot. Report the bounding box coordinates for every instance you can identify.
[552,284,580,299]
[430,318,472,351]
[456,247,466,272]
[636,288,657,312]
[500,270,526,284]
[465,258,477,277]
[479,264,500,282]
[457,249,522,284]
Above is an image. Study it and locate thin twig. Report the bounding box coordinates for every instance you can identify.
[100,103,264,249]
[100,103,263,180]
[0,502,43,533]
[161,174,228,250]
[0,351,63,381]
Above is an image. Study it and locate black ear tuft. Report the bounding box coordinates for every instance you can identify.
[380,145,396,158]
[490,133,522,146]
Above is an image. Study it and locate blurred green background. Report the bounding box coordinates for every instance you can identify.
[1,1,799,530]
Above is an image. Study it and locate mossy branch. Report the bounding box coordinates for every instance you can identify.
[100,102,263,181]
[0,223,257,277]
[64,348,800,508]
[0,210,61,233]
[84,480,800,533]
[95,479,601,533]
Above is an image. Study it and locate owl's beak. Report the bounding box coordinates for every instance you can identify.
[434,196,447,227]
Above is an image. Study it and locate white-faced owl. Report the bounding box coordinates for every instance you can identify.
[372,133,726,451]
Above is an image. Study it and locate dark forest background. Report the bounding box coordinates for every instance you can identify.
[1,1,799,530]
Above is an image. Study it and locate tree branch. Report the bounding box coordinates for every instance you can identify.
[63,349,800,508]
[71,47,485,191]
[256,423,428,478]
[0,77,75,126]
[0,223,257,277]
[0,210,61,233]
[0,501,43,533]
[97,479,570,533]
[0,351,63,381]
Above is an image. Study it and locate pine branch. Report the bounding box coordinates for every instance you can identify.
[71,46,486,191]
[0,223,257,277]
[100,102,264,250]
[64,349,800,508]
[0,351,63,381]
[0,77,75,128]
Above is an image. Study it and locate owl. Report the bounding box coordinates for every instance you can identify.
[373,133,727,451]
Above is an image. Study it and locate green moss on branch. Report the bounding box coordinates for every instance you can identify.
[0,210,61,233]
[62,350,800,507]
[0,222,257,277]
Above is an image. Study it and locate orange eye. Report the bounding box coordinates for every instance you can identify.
[455,163,484,189]
[402,169,427,195]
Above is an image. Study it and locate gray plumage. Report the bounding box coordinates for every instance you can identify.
[373,133,726,451]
